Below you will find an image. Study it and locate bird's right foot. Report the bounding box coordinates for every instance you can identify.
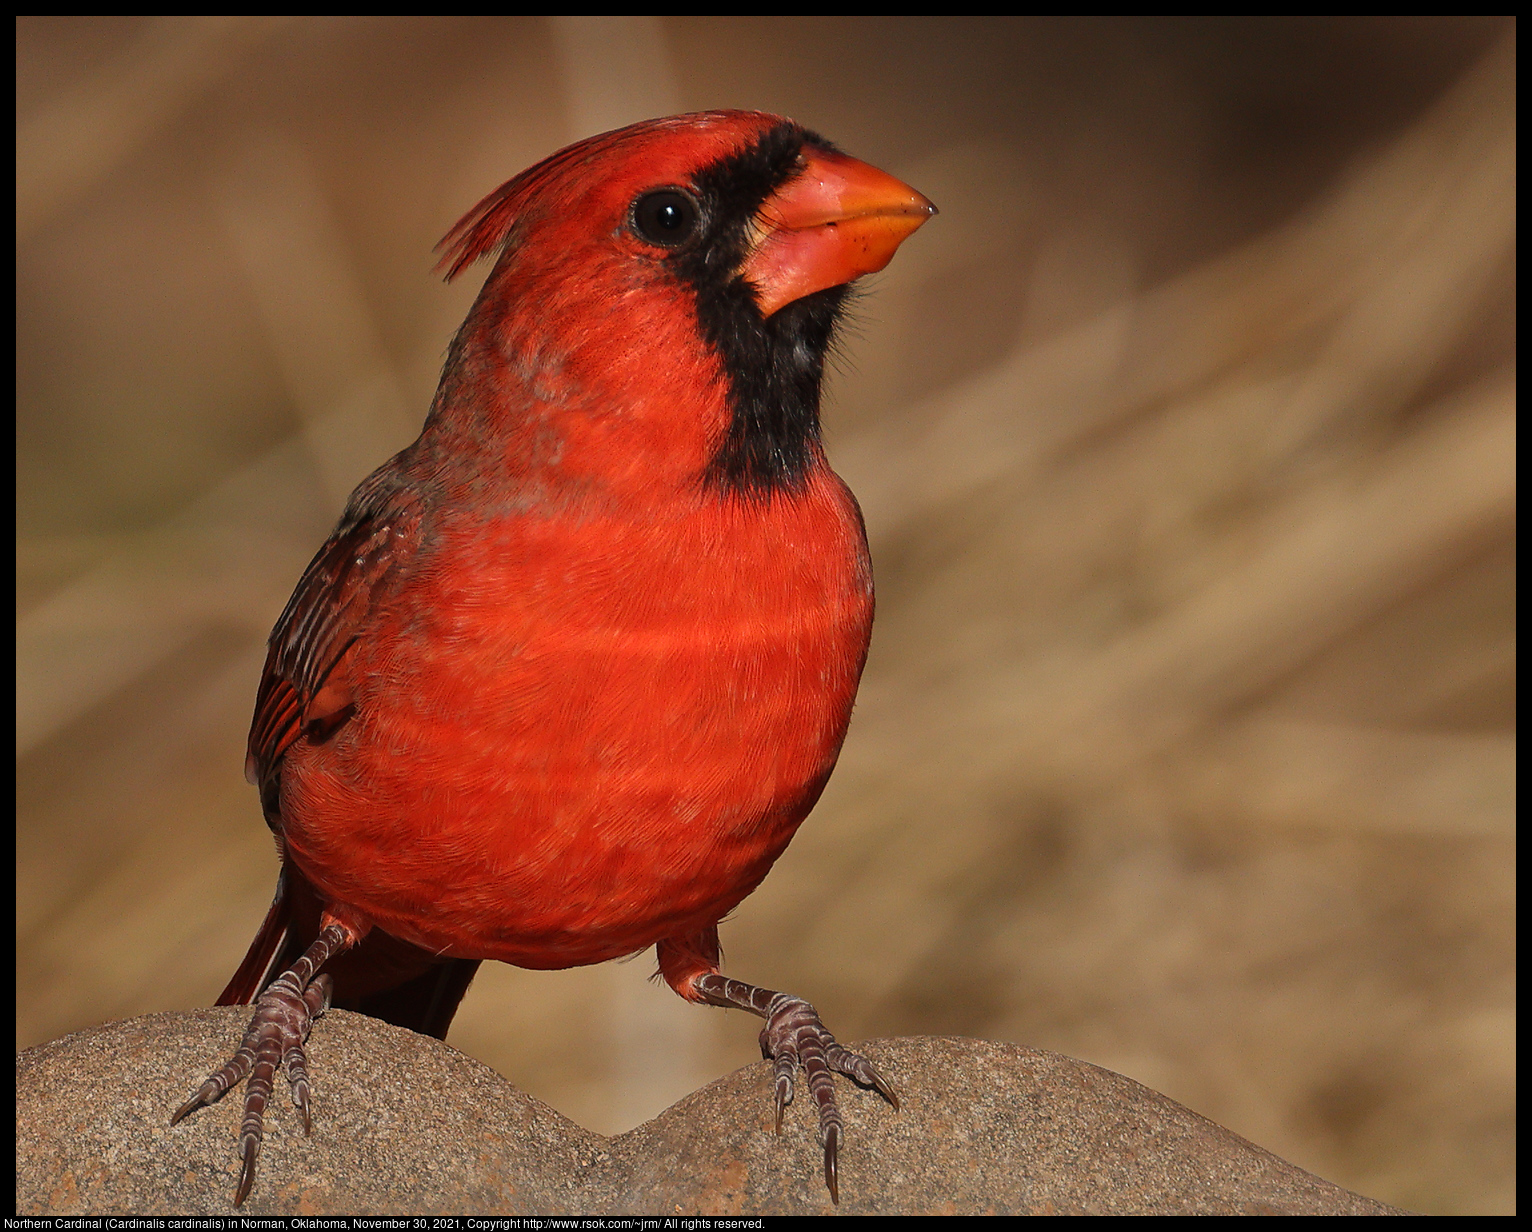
[172,924,346,1205]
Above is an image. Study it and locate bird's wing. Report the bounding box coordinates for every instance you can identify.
[246,469,424,818]
[234,472,483,1035]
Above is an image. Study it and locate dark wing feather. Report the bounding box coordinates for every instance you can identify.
[232,471,483,1038]
[247,469,424,818]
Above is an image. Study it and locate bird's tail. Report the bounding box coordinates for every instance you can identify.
[216,865,480,1041]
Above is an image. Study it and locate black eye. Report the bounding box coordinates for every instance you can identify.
[631,189,700,247]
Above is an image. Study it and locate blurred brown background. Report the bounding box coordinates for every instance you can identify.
[16,17,1514,1215]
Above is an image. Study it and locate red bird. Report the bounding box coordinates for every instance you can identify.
[173,110,934,1206]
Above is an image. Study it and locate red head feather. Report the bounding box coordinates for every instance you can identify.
[434,110,787,281]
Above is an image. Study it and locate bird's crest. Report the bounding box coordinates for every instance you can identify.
[433,138,599,281]
[433,112,779,282]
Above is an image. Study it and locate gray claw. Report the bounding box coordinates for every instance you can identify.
[869,1067,900,1111]
[235,1134,260,1207]
[824,1122,840,1205]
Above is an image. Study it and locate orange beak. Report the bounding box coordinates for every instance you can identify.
[742,147,936,317]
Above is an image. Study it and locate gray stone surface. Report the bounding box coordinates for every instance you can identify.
[17,1010,1409,1214]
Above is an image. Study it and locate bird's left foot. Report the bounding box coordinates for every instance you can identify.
[758,993,899,1203]
[690,972,898,1204]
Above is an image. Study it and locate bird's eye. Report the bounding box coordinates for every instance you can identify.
[631,189,700,247]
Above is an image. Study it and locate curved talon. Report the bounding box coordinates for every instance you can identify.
[823,1122,840,1205]
[172,1041,257,1126]
[171,1081,219,1127]
[235,1134,260,1206]
[827,1043,901,1110]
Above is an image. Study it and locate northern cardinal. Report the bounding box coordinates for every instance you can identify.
[172,110,934,1207]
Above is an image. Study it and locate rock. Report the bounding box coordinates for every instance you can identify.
[16,1008,593,1215]
[16,1010,1407,1214]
